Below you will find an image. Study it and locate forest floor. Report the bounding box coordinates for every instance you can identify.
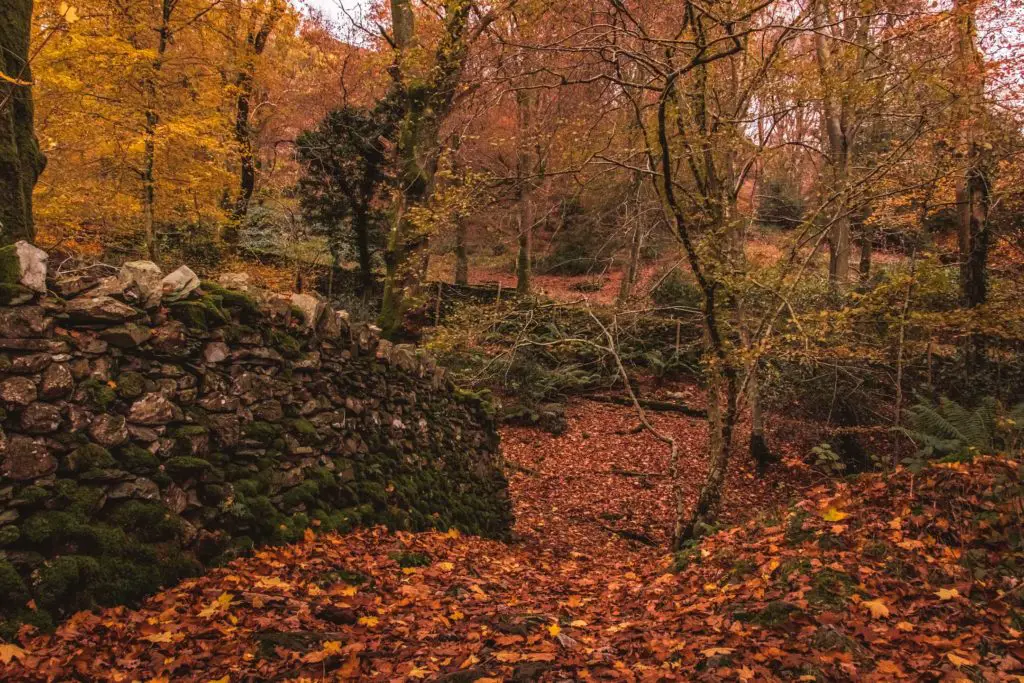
[2,402,1022,681]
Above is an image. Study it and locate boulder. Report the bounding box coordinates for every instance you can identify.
[0,306,51,338]
[290,293,324,330]
[129,393,182,425]
[202,341,229,364]
[1,434,57,480]
[40,362,74,399]
[89,414,130,447]
[0,241,47,293]
[108,477,160,501]
[118,261,163,309]
[20,403,62,434]
[51,273,100,299]
[65,296,139,324]
[161,266,200,303]
[0,376,37,406]
[101,323,153,348]
[10,353,51,374]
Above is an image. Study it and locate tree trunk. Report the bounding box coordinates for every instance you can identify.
[858,235,872,285]
[380,0,474,338]
[141,0,172,262]
[515,197,532,295]
[954,0,990,311]
[617,222,642,305]
[229,0,283,234]
[0,0,44,245]
[353,208,374,294]
[813,0,852,290]
[678,359,737,544]
[454,218,468,285]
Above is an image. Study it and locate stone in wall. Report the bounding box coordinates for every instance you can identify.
[0,245,511,637]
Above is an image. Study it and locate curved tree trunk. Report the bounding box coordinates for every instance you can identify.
[0,0,44,246]
[227,0,283,245]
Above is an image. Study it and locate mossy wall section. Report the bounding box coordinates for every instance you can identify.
[0,263,511,637]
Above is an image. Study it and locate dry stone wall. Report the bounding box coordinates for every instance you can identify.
[0,243,512,637]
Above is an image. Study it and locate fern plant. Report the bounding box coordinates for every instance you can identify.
[902,396,1024,460]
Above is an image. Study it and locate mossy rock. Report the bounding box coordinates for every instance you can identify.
[115,371,147,399]
[115,444,159,474]
[105,501,182,543]
[0,244,22,284]
[164,456,214,480]
[268,329,302,358]
[290,418,319,445]
[282,480,320,509]
[0,525,20,546]
[78,378,117,411]
[244,420,281,441]
[201,282,260,321]
[169,298,230,331]
[0,283,33,305]
[67,444,116,473]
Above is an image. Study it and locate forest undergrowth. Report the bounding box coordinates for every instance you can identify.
[1,401,1021,682]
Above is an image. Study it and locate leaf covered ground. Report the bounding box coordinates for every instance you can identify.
[2,402,1022,681]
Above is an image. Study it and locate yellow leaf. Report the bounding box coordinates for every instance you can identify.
[322,641,343,656]
[338,585,358,597]
[450,610,465,621]
[862,599,890,619]
[895,621,915,632]
[570,619,588,627]
[446,528,461,539]
[206,678,230,683]
[701,647,734,657]
[0,643,26,665]
[408,665,430,678]
[946,652,975,667]
[358,616,379,627]
[438,561,454,572]
[58,2,79,23]
[198,592,234,618]
[934,588,959,601]
[821,507,849,522]
[548,623,561,637]
[143,631,179,643]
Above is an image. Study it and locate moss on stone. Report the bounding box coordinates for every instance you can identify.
[290,418,319,445]
[0,525,21,546]
[106,501,181,543]
[0,244,21,284]
[164,456,213,480]
[0,283,32,305]
[115,371,146,399]
[268,329,302,358]
[282,480,319,509]
[201,282,260,321]
[115,444,159,474]
[169,297,230,331]
[15,484,50,506]
[78,378,117,411]
[244,420,281,441]
[67,443,116,473]
[0,559,30,607]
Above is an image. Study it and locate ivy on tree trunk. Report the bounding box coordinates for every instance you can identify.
[0,0,45,245]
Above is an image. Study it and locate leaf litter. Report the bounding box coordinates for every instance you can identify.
[2,400,1022,681]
